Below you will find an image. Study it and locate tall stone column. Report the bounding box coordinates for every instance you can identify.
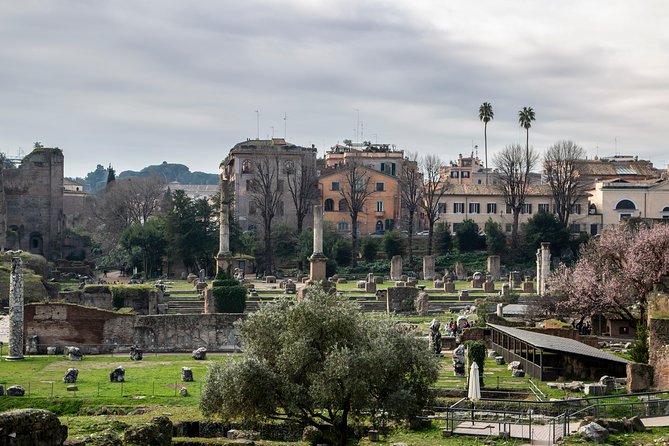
[536,248,542,295]
[7,257,24,360]
[216,174,233,276]
[309,205,327,281]
[539,242,551,295]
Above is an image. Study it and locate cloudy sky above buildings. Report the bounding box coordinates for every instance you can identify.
[1,1,668,178]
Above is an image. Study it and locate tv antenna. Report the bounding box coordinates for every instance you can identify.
[254,110,260,139]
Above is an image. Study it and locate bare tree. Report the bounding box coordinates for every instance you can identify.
[399,153,422,266]
[544,140,587,227]
[338,159,375,267]
[248,155,283,275]
[420,154,447,256]
[493,144,539,249]
[91,175,167,253]
[286,159,319,233]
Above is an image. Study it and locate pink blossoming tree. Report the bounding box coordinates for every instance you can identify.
[547,223,669,327]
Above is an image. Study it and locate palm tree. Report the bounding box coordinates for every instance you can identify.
[478,102,494,184]
[518,106,535,152]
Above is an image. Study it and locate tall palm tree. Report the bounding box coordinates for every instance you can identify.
[518,106,535,152]
[478,102,494,184]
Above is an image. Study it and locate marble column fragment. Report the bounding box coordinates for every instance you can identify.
[7,257,24,360]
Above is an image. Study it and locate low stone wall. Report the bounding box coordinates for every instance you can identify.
[0,409,68,446]
[25,304,245,353]
[60,290,113,311]
[58,286,159,315]
[133,314,245,352]
[25,303,135,354]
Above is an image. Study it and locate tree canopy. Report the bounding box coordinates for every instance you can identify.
[547,223,669,327]
[200,288,439,446]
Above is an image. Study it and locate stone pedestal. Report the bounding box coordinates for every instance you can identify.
[204,288,214,314]
[471,278,483,288]
[444,280,456,293]
[487,255,501,280]
[365,282,376,293]
[522,281,534,293]
[7,257,24,361]
[458,290,469,301]
[309,254,327,281]
[509,271,521,288]
[415,292,429,316]
[423,255,435,280]
[454,261,466,280]
[386,287,419,313]
[483,280,495,293]
[501,283,510,296]
[390,255,403,280]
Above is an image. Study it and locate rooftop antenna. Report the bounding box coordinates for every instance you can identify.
[355,109,360,145]
[254,110,260,139]
[361,121,364,143]
[615,137,618,156]
[271,126,275,139]
[283,112,287,139]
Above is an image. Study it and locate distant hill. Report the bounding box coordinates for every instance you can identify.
[69,162,218,193]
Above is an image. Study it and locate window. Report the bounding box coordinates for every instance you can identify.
[339,199,349,212]
[438,203,447,214]
[505,223,512,233]
[385,219,395,230]
[249,202,256,215]
[477,179,482,184]
[284,160,295,174]
[353,177,365,192]
[619,213,632,221]
[615,199,636,210]
[454,202,465,213]
[487,203,497,214]
[619,326,630,335]
[461,171,470,178]
[571,203,581,214]
[337,221,349,232]
[246,179,258,192]
[521,203,532,214]
[450,171,459,178]
[569,223,581,233]
[390,163,396,176]
[331,181,340,191]
[324,199,334,212]
[376,182,384,192]
[376,201,384,212]
[242,159,253,173]
[538,203,550,213]
[452,223,461,233]
[277,179,284,192]
[277,200,284,216]
[506,205,512,214]
[469,202,480,214]
[380,162,385,173]
[590,223,598,236]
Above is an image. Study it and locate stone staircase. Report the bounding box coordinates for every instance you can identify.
[165,290,204,314]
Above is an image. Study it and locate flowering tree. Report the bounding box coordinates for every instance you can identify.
[547,223,669,326]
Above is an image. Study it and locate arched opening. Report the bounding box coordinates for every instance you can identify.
[375,220,384,234]
[324,199,334,212]
[615,199,636,210]
[29,232,43,255]
[242,159,253,174]
[338,199,349,212]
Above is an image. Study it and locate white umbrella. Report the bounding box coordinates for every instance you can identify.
[468,362,481,402]
[468,362,481,425]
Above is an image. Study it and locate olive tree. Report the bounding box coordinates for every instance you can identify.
[200,288,439,446]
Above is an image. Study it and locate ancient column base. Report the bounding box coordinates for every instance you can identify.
[5,353,24,361]
[216,252,232,277]
[309,253,328,281]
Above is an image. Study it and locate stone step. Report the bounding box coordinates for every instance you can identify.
[165,290,200,296]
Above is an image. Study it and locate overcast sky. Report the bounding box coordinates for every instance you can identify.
[2,1,668,178]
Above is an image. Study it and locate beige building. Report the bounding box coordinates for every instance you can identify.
[221,138,318,232]
[588,179,669,228]
[435,184,600,236]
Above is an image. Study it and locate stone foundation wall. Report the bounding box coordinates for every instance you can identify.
[25,303,246,353]
[133,313,245,352]
[25,303,135,354]
[58,287,158,315]
[649,317,669,389]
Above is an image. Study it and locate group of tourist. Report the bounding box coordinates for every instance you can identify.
[445,318,470,337]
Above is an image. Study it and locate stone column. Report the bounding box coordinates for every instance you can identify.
[309,205,327,281]
[216,175,233,275]
[536,248,542,295]
[7,257,24,360]
[390,255,403,280]
[539,242,551,295]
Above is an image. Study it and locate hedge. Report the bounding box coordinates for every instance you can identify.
[212,285,247,313]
